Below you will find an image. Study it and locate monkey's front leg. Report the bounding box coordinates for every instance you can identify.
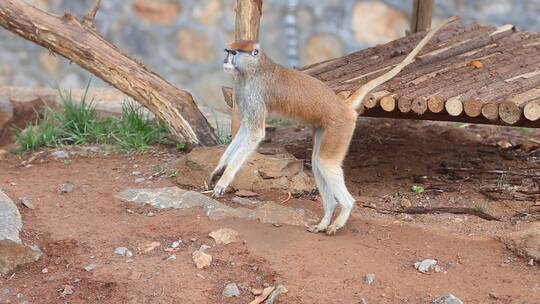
[212,126,265,197]
[209,130,248,185]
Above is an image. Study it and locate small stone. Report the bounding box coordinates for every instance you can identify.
[132,171,142,176]
[209,228,240,245]
[434,265,444,273]
[234,190,259,197]
[0,287,10,296]
[51,150,69,159]
[114,247,133,257]
[143,241,161,253]
[414,258,438,273]
[264,284,288,304]
[359,299,368,304]
[432,293,464,304]
[488,292,499,299]
[222,282,240,298]
[83,264,96,272]
[528,259,535,266]
[19,197,35,209]
[41,267,48,273]
[171,240,182,248]
[146,211,155,217]
[166,254,177,261]
[364,273,375,285]
[192,250,212,269]
[0,150,8,159]
[57,182,74,194]
[59,285,74,297]
[400,198,412,208]
[135,178,145,184]
[199,244,211,252]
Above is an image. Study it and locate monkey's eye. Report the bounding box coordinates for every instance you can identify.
[252,49,259,56]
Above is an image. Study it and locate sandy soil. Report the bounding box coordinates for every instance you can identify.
[0,118,539,304]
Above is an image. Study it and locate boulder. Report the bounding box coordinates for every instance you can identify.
[498,222,540,261]
[175,147,315,193]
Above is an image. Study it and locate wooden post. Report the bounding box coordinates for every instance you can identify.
[228,0,262,137]
[410,0,434,34]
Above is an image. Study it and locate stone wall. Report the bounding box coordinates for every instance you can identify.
[1,0,540,109]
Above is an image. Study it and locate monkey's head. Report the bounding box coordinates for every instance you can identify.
[223,40,262,74]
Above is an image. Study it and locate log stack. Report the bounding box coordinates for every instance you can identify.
[301,23,540,127]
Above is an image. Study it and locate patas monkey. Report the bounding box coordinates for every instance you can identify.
[211,17,458,235]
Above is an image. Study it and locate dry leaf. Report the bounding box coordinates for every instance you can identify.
[467,60,483,69]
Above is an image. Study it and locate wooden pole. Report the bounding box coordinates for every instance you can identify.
[410,0,434,34]
[227,0,263,137]
[0,0,218,146]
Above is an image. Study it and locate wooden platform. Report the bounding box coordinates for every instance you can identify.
[300,23,540,127]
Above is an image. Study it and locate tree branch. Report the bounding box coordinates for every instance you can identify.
[82,0,101,29]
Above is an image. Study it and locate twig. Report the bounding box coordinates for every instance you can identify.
[362,204,501,221]
[438,167,540,178]
[280,192,292,204]
[82,0,101,29]
[17,150,47,167]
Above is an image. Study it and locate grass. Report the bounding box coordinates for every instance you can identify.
[473,202,489,213]
[15,85,172,152]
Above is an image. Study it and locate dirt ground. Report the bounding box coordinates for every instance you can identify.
[0,118,539,304]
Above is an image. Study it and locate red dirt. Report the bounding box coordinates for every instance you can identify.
[1,118,539,303]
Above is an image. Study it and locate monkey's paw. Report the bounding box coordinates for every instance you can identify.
[307,224,327,233]
[212,184,227,198]
[325,224,342,235]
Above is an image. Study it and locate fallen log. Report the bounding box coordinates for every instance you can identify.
[0,0,218,146]
[362,204,501,221]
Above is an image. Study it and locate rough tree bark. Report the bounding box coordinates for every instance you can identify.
[0,0,218,146]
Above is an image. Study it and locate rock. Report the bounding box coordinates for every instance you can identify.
[222,282,240,298]
[59,285,74,297]
[132,171,142,176]
[235,190,259,197]
[414,258,438,273]
[232,196,262,206]
[199,244,211,252]
[432,293,464,304]
[171,240,182,248]
[351,1,408,46]
[264,284,288,304]
[364,273,375,285]
[175,147,315,193]
[0,287,10,297]
[302,34,344,66]
[50,150,69,159]
[117,187,317,227]
[83,264,96,272]
[166,254,177,261]
[400,198,412,208]
[0,240,42,275]
[132,0,181,24]
[41,267,48,273]
[135,178,145,184]
[192,250,212,269]
[19,197,34,209]
[498,222,540,261]
[114,247,133,257]
[176,29,216,63]
[359,299,368,304]
[57,182,74,194]
[143,241,160,253]
[0,188,22,243]
[209,228,240,245]
[0,149,8,159]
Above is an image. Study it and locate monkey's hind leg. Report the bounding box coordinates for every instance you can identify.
[308,128,337,233]
[317,124,356,235]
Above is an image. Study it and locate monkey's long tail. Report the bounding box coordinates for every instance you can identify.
[347,16,459,111]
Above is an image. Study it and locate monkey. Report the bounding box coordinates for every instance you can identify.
[210,16,458,235]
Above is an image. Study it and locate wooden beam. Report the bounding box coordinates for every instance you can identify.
[227,0,263,137]
[0,0,218,146]
[410,0,434,34]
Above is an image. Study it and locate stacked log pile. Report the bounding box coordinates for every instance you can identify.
[301,23,540,127]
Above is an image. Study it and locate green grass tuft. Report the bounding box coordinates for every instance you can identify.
[15,84,172,152]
